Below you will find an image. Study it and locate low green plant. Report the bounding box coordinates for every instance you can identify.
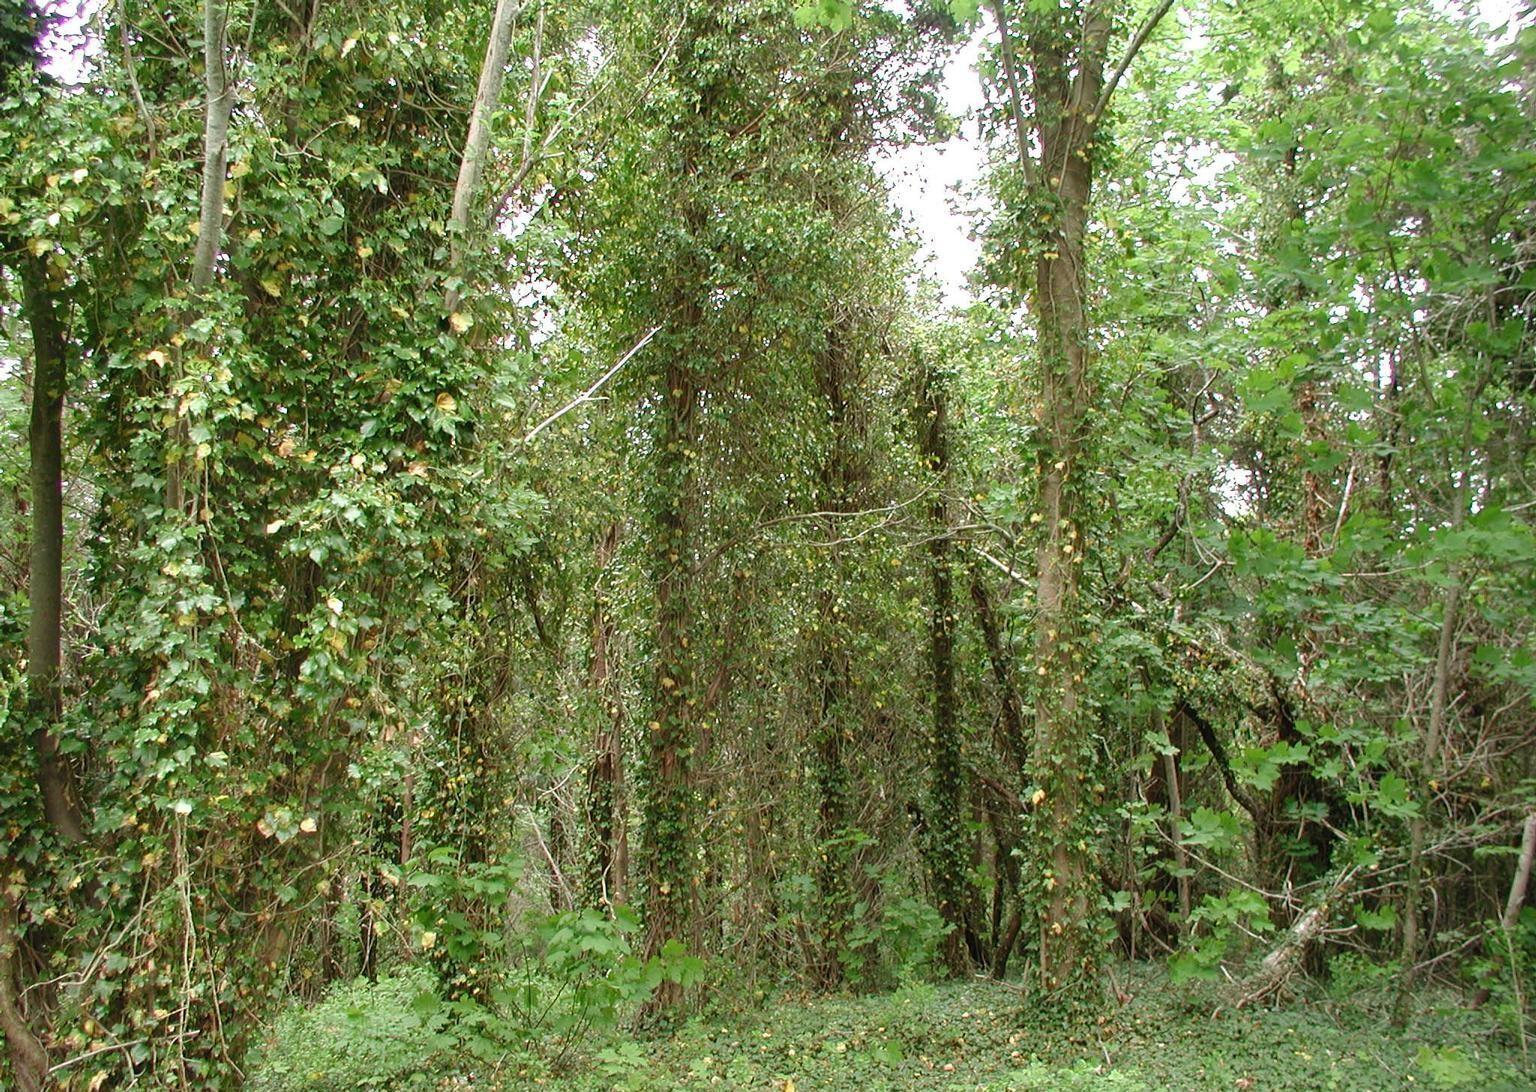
[840,874,953,987]
[1168,888,1273,984]
[245,969,452,1091]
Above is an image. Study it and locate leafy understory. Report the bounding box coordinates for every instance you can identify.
[250,970,1532,1090]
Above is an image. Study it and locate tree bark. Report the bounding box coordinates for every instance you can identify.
[917,361,974,975]
[445,0,521,312]
[1021,0,1111,988]
[1501,812,1536,933]
[0,900,47,1092]
[810,329,856,988]
[639,343,701,1012]
[190,0,232,292]
[969,570,1028,779]
[586,522,629,909]
[20,254,83,843]
[1236,868,1357,1007]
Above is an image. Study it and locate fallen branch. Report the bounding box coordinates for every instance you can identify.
[1234,866,1357,1008]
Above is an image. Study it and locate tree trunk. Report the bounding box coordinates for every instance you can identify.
[917,360,974,975]
[1021,0,1111,988]
[167,0,235,515]
[586,522,629,909]
[639,339,702,1012]
[20,254,83,843]
[0,900,47,1092]
[805,299,873,987]
[445,0,520,312]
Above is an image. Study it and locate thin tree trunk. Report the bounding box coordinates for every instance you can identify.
[1501,812,1536,933]
[167,0,235,515]
[20,255,83,843]
[1154,709,1191,934]
[190,0,231,292]
[1395,475,1466,1025]
[586,522,629,909]
[969,570,1028,778]
[0,900,47,1092]
[445,0,521,312]
[917,361,973,975]
[808,319,863,987]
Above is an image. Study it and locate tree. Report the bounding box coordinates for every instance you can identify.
[981,0,1177,986]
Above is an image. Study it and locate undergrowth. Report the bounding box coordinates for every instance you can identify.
[248,961,1533,1090]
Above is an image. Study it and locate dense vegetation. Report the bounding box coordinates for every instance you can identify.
[1,0,1533,1087]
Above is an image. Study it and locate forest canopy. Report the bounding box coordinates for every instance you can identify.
[1,0,1533,1087]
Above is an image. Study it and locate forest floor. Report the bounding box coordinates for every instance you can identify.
[509,967,1530,1091]
[250,962,1534,1090]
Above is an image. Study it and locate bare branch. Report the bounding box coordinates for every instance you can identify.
[522,326,662,443]
[989,0,1038,188]
[1093,0,1178,121]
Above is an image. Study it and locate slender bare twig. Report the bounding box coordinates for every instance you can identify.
[522,326,662,443]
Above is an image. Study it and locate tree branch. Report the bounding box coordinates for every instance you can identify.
[522,326,662,443]
[190,0,232,290]
[988,0,1038,188]
[1093,0,1177,121]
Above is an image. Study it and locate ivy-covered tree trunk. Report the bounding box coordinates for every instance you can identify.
[917,360,974,974]
[810,330,855,987]
[640,336,702,1010]
[20,253,82,844]
[1021,0,1110,987]
[991,0,1172,985]
[586,522,629,909]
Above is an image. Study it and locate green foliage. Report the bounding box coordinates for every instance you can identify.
[841,885,955,986]
[245,969,452,1091]
[417,970,1529,1090]
[1,0,1533,1083]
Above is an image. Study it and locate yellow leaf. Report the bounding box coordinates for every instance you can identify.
[260,277,282,298]
[435,392,457,415]
[448,311,472,334]
[145,348,169,366]
[341,36,358,57]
